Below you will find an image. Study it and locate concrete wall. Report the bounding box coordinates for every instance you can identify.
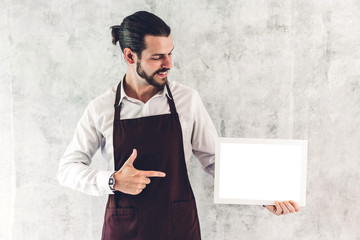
[1,0,360,239]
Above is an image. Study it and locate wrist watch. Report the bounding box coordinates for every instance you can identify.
[108,172,116,192]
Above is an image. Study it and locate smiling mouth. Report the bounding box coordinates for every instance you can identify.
[157,71,168,78]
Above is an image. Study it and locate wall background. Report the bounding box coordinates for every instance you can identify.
[1,0,360,239]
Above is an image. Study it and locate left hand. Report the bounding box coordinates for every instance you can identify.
[264,200,300,216]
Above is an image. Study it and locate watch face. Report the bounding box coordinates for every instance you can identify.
[109,176,115,190]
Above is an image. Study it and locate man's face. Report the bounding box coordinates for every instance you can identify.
[135,35,174,90]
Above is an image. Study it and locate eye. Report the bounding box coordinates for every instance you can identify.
[152,57,161,60]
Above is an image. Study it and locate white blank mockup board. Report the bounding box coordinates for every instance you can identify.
[214,138,307,207]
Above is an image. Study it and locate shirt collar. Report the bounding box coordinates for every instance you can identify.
[119,75,171,103]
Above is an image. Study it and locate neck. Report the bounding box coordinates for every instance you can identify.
[123,69,160,103]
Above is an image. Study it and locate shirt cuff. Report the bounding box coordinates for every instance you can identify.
[204,163,215,177]
[97,170,116,195]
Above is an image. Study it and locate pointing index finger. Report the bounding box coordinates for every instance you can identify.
[139,170,166,178]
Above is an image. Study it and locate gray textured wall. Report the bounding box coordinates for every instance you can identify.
[1,0,360,239]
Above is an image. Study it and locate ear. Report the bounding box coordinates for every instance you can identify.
[123,48,136,64]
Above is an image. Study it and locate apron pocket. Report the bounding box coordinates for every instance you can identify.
[171,199,201,240]
[102,207,140,240]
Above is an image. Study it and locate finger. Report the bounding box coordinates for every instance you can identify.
[264,205,275,213]
[138,170,166,178]
[130,188,143,195]
[274,201,283,215]
[280,202,289,214]
[143,177,151,185]
[124,149,137,166]
[135,176,151,185]
[136,183,146,190]
[128,184,146,195]
[289,200,300,212]
[283,201,296,213]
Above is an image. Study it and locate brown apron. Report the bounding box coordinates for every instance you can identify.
[101,79,201,240]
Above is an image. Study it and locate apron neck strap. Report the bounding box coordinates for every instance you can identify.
[113,76,124,121]
[165,83,177,114]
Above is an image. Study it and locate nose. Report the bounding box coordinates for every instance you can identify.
[161,55,172,69]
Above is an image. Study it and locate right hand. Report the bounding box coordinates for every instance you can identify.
[264,200,300,216]
[113,149,166,195]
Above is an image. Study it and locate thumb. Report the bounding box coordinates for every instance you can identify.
[124,149,137,166]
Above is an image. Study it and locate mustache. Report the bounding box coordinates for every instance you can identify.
[156,68,170,74]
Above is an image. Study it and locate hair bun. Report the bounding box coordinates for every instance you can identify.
[110,25,121,45]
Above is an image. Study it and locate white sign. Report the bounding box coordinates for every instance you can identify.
[214,138,307,206]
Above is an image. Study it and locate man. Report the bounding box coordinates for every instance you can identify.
[57,11,300,240]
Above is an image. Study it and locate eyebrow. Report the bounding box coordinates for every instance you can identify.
[150,46,175,57]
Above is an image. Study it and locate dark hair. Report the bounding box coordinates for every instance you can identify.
[110,11,171,58]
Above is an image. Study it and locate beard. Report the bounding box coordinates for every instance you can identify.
[136,61,169,90]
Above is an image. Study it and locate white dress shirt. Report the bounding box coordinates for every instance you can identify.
[57,79,218,196]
